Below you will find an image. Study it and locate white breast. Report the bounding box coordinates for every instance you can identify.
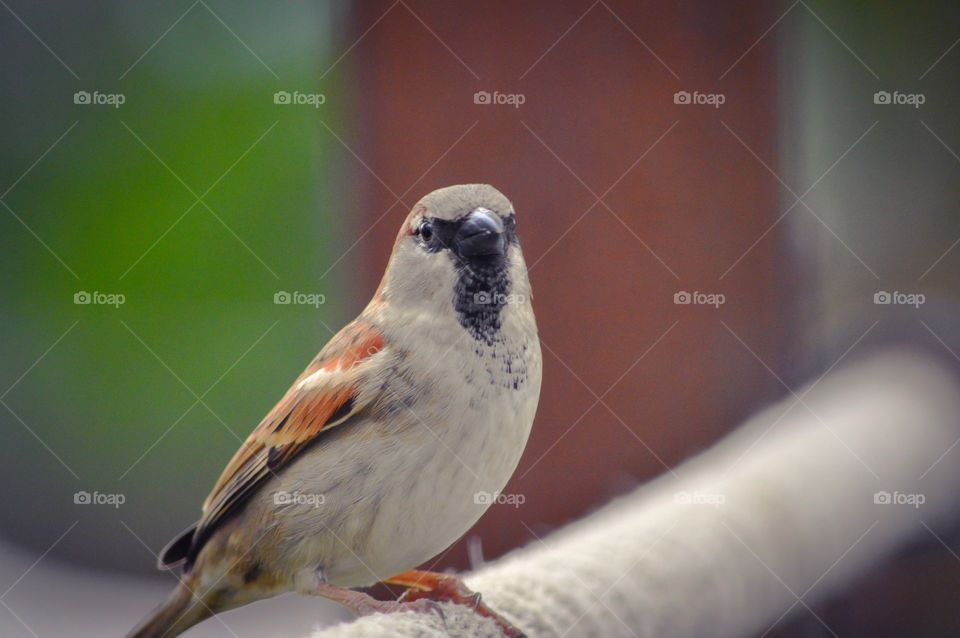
[261,301,541,589]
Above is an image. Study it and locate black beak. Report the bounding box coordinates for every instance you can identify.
[456,209,506,258]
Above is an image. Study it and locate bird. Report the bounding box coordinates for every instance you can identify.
[127,184,542,637]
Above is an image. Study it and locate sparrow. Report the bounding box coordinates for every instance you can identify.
[127,184,542,637]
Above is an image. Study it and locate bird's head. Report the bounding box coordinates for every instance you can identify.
[377,184,533,343]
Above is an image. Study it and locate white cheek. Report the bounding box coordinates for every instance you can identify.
[384,243,459,310]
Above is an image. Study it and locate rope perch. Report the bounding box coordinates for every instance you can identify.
[313,349,960,637]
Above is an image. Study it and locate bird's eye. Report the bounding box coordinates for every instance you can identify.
[417,220,434,243]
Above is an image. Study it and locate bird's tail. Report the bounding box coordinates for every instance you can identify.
[125,581,213,638]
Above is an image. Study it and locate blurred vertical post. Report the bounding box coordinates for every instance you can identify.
[345,0,787,571]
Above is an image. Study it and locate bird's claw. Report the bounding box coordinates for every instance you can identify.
[390,574,526,638]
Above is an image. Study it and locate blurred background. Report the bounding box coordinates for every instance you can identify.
[1,0,959,635]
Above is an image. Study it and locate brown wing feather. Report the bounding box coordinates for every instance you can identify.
[184,321,385,564]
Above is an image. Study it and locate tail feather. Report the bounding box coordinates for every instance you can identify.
[126,583,212,638]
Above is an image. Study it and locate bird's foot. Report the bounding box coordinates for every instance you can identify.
[385,569,526,638]
[314,582,446,619]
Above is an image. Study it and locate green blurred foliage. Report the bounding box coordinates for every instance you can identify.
[0,1,355,570]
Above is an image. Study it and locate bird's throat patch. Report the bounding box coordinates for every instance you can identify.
[452,258,511,344]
